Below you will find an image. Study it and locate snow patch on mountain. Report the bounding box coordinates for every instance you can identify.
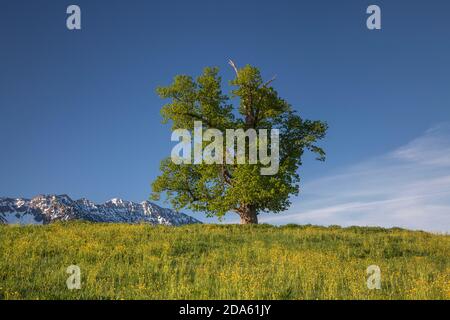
[0,195,201,226]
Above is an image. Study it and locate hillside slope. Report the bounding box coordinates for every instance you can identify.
[0,223,448,300]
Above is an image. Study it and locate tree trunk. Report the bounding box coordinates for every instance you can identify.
[238,204,258,224]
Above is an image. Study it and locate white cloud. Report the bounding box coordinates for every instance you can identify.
[392,124,450,167]
[260,124,450,233]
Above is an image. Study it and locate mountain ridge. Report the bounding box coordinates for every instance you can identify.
[0,194,201,226]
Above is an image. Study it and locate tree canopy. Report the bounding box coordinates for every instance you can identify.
[151,61,327,224]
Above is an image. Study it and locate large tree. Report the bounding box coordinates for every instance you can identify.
[151,61,327,224]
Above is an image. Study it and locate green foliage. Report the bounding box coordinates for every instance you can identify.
[0,223,448,300]
[151,64,328,220]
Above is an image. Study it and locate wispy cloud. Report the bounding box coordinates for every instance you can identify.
[261,124,450,233]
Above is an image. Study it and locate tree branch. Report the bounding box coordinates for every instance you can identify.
[228,59,239,77]
[172,110,213,127]
[263,75,277,87]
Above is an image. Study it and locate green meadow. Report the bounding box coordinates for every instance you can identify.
[0,222,448,300]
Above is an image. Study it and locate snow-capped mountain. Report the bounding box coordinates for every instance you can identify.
[0,195,201,226]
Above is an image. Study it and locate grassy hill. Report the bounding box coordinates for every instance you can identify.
[0,222,448,299]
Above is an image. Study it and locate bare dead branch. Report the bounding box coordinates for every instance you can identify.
[228,59,239,77]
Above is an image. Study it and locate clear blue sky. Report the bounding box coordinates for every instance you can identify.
[1,1,449,230]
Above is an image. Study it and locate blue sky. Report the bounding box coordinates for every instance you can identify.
[1,1,449,231]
